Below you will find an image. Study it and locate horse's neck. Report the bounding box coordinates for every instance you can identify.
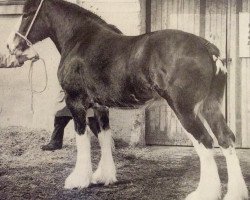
[47,5,100,54]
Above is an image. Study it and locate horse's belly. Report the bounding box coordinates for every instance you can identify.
[89,87,158,108]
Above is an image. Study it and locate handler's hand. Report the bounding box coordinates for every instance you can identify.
[0,53,26,68]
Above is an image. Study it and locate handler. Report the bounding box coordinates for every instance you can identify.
[0,52,72,151]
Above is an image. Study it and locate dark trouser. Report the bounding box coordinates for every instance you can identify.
[41,115,72,151]
[41,106,100,151]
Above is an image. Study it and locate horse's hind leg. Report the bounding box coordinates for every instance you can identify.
[171,105,221,200]
[64,95,93,189]
[91,106,117,185]
[202,98,248,200]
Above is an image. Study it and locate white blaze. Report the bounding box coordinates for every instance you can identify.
[7,16,23,52]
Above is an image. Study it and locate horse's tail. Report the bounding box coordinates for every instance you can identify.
[209,56,227,104]
[195,57,227,117]
[198,36,227,103]
[195,44,236,145]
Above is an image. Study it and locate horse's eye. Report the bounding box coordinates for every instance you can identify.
[22,14,29,19]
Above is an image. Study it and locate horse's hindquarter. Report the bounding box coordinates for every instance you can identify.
[146,30,215,105]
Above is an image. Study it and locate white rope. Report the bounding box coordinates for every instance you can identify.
[11,0,47,113]
[28,57,48,113]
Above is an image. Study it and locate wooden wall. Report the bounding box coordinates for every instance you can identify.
[147,0,250,148]
[241,0,250,147]
[151,0,200,35]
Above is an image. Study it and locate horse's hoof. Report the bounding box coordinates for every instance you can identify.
[64,170,92,189]
[41,142,62,151]
[91,167,117,186]
[224,182,248,200]
[224,191,249,200]
[186,190,221,200]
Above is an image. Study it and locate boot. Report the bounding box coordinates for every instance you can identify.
[41,116,72,151]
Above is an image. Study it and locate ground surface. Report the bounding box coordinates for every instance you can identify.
[0,127,250,200]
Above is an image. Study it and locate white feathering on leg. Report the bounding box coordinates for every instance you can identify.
[186,133,221,200]
[92,129,117,185]
[64,127,92,189]
[222,148,248,200]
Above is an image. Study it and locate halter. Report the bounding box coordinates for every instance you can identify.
[14,0,47,113]
[15,0,45,48]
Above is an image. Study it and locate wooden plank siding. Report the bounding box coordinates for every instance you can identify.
[146,0,250,147]
[227,0,238,144]
[241,0,250,147]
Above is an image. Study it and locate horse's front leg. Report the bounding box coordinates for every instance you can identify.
[91,106,117,185]
[64,94,92,189]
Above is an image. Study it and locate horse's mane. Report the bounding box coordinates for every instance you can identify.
[62,0,123,34]
[24,0,122,34]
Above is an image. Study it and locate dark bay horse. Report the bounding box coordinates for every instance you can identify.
[7,0,248,199]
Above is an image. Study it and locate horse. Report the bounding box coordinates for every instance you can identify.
[6,0,248,199]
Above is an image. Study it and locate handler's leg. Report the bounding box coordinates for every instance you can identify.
[64,96,92,189]
[92,107,117,185]
[41,115,72,150]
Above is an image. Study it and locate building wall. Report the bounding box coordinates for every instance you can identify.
[76,0,146,35]
[147,0,250,148]
[0,1,146,145]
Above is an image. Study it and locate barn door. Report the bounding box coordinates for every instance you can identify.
[146,0,229,146]
[239,0,250,148]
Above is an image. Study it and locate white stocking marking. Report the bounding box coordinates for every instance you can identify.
[186,133,221,200]
[92,129,117,185]
[64,127,92,189]
[222,148,248,200]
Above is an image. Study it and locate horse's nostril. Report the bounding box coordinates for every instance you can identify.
[6,44,9,50]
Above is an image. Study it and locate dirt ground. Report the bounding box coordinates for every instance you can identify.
[0,127,250,200]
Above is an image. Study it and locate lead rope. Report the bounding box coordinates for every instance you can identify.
[28,57,48,113]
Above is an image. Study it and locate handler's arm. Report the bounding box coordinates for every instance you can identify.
[0,53,20,68]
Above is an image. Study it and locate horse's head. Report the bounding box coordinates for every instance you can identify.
[7,0,50,66]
